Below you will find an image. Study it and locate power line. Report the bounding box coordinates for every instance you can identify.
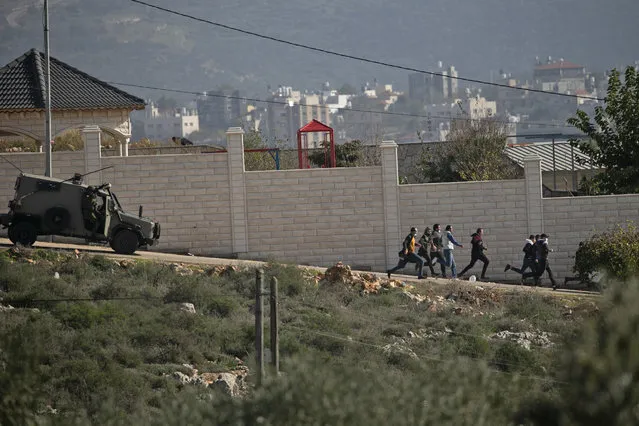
[289,299,556,350]
[107,80,578,130]
[128,0,604,102]
[283,324,568,385]
[5,296,163,306]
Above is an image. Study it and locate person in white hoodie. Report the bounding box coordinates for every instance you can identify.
[441,225,464,279]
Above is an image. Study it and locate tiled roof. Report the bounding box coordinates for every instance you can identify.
[534,61,584,71]
[0,49,145,112]
[505,141,596,172]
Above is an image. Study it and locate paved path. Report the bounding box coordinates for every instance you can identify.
[0,238,599,298]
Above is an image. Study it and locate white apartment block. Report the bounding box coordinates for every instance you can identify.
[141,103,199,142]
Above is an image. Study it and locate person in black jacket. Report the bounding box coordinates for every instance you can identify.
[522,233,558,289]
[504,235,537,279]
[460,228,490,280]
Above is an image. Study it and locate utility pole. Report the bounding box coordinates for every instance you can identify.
[269,277,279,374]
[552,137,556,190]
[43,0,53,177]
[255,269,265,386]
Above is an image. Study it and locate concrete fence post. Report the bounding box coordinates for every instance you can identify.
[524,154,544,235]
[82,125,102,185]
[380,140,401,269]
[227,127,249,256]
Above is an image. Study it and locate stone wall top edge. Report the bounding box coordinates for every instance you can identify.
[399,178,525,189]
[102,153,228,162]
[244,166,382,176]
[544,193,639,201]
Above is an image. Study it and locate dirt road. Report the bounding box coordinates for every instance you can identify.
[0,238,598,298]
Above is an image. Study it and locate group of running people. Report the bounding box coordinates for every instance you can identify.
[388,226,558,289]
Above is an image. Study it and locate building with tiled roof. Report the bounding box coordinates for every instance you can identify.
[0,49,145,157]
[534,61,584,71]
[506,140,599,192]
[533,59,587,94]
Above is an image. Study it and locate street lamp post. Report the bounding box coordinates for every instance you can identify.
[43,0,52,177]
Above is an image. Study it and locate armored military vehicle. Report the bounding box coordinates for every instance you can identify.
[0,171,160,255]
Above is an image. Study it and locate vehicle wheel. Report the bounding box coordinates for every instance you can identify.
[9,221,37,246]
[110,229,139,255]
[44,207,71,232]
[7,226,16,244]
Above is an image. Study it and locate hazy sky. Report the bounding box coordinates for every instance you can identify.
[1,0,638,95]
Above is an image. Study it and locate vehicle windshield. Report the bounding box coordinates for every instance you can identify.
[107,189,123,211]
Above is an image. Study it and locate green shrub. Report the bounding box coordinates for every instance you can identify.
[204,295,239,318]
[0,325,45,426]
[89,255,116,272]
[52,302,125,329]
[573,223,639,283]
[139,355,532,426]
[519,278,639,425]
[492,341,539,374]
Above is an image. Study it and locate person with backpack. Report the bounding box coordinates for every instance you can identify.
[504,235,537,280]
[460,228,490,280]
[387,227,425,279]
[417,227,437,276]
[430,223,447,277]
[441,225,463,279]
[522,233,558,289]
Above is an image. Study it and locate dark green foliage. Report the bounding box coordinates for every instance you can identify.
[520,280,639,425]
[417,119,522,182]
[308,140,364,168]
[0,323,45,426]
[573,223,639,283]
[137,356,531,426]
[0,248,608,424]
[568,66,639,194]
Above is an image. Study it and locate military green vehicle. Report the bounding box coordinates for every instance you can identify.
[0,171,160,255]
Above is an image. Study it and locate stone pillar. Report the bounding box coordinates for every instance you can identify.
[123,138,130,157]
[380,140,401,269]
[118,140,123,157]
[226,127,249,256]
[82,125,102,185]
[524,154,543,235]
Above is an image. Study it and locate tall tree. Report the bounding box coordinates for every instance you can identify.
[567,66,639,194]
[417,119,521,182]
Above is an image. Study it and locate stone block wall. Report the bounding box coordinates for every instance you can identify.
[100,152,232,254]
[244,167,385,268]
[398,179,529,280]
[0,127,636,282]
[543,195,639,277]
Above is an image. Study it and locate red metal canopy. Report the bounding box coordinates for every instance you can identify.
[298,119,333,133]
[296,119,335,169]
